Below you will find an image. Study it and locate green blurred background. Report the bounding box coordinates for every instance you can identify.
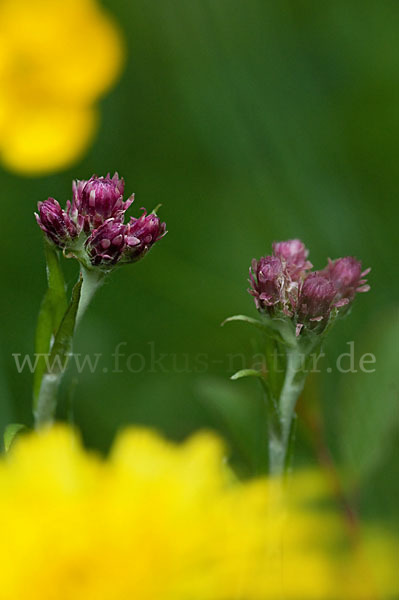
[1,1,398,527]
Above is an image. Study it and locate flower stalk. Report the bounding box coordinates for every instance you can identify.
[267,344,309,475]
[34,373,60,429]
[261,327,322,476]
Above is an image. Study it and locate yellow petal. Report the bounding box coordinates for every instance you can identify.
[0,0,124,174]
[0,0,124,104]
[0,105,98,175]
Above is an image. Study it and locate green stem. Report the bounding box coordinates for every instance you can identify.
[268,427,286,476]
[268,347,307,476]
[264,334,278,396]
[280,349,306,443]
[34,373,60,429]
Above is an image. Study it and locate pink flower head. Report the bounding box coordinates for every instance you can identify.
[297,272,336,326]
[248,255,285,311]
[35,198,78,248]
[70,173,134,232]
[272,239,312,281]
[85,219,127,267]
[247,241,369,335]
[324,257,370,301]
[35,172,167,270]
[122,210,167,264]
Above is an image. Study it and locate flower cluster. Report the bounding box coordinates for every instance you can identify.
[0,426,395,600]
[35,173,166,269]
[249,239,370,335]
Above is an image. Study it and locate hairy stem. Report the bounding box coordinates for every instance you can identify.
[34,374,60,429]
[268,347,307,476]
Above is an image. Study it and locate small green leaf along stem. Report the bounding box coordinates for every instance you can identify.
[34,277,82,429]
[75,266,106,327]
[34,262,107,430]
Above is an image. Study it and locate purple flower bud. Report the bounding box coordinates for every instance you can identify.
[35,198,78,248]
[122,210,167,263]
[297,273,336,325]
[272,239,312,280]
[85,219,127,267]
[248,256,285,311]
[71,173,134,231]
[323,257,370,301]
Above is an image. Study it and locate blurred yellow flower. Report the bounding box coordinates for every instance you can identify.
[0,426,396,599]
[0,0,124,175]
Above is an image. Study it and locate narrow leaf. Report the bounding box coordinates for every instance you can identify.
[33,289,54,404]
[231,368,264,381]
[33,243,67,405]
[48,277,82,375]
[222,314,266,330]
[4,423,27,453]
[231,368,281,436]
[222,313,295,345]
